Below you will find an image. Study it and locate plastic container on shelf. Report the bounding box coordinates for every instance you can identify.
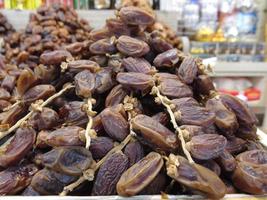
[73,0,89,9]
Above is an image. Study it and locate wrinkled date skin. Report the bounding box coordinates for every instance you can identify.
[22,84,56,105]
[151,112,169,126]
[105,84,128,107]
[89,28,111,42]
[177,57,199,84]
[22,186,40,196]
[95,67,116,94]
[35,146,93,176]
[67,60,100,73]
[40,50,72,65]
[90,137,114,160]
[16,68,38,96]
[116,36,150,57]
[194,75,215,96]
[28,107,59,131]
[58,101,87,126]
[123,140,144,167]
[74,70,95,98]
[92,152,129,195]
[171,98,215,127]
[156,73,193,99]
[0,87,10,100]
[0,127,36,168]
[166,154,226,199]
[132,114,178,153]
[117,152,163,196]
[220,94,258,126]
[0,104,27,126]
[226,137,246,154]
[216,150,237,172]
[89,38,117,55]
[44,126,85,147]
[206,97,238,137]
[31,168,77,195]
[200,160,221,176]
[139,172,167,195]
[100,107,129,141]
[119,6,155,26]
[232,162,267,194]
[106,18,131,37]
[122,57,154,74]
[0,164,38,195]
[236,150,267,166]
[116,72,154,93]
[186,134,227,160]
[153,48,179,68]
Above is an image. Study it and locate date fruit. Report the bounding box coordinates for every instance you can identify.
[117,152,163,196]
[92,152,129,195]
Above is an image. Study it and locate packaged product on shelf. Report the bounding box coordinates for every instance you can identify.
[4,0,11,8]
[94,0,110,9]
[73,0,89,9]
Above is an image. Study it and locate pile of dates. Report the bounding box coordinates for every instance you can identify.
[2,3,92,68]
[0,2,266,199]
[0,12,14,37]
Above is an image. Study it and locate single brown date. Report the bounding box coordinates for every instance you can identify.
[40,50,72,65]
[89,38,117,55]
[35,146,93,176]
[0,164,38,195]
[100,107,129,141]
[186,134,227,160]
[116,36,150,57]
[0,127,36,168]
[119,6,155,26]
[132,114,178,153]
[166,154,226,199]
[92,152,129,195]
[22,84,56,105]
[123,140,144,166]
[122,57,154,74]
[153,48,179,68]
[177,57,199,84]
[117,152,163,196]
[117,72,154,93]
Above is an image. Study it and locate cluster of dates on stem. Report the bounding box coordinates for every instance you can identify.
[0,2,266,199]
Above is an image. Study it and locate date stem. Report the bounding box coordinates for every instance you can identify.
[0,83,74,140]
[151,86,194,164]
[84,98,97,149]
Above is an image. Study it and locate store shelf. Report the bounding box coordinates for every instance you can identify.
[213,62,267,77]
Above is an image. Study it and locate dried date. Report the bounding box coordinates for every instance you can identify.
[116,36,150,57]
[123,140,144,167]
[186,134,227,160]
[122,57,154,74]
[90,137,114,160]
[74,70,95,98]
[153,48,179,68]
[116,72,154,93]
[35,146,93,176]
[44,126,85,147]
[31,168,77,195]
[177,57,198,84]
[166,154,226,199]
[105,84,128,107]
[89,38,117,55]
[0,127,36,168]
[40,50,72,65]
[119,6,155,26]
[28,107,59,131]
[92,152,129,195]
[0,164,38,195]
[100,107,129,141]
[117,152,163,196]
[22,84,56,105]
[132,114,178,153]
